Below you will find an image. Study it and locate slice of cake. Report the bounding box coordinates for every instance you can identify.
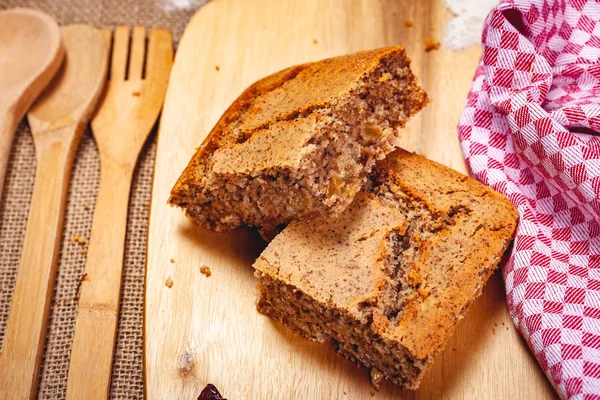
[169,47,428,234]
[253,150,518,390]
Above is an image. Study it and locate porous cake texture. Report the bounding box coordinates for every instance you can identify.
[169,47,428,234]
[254,150,518,389]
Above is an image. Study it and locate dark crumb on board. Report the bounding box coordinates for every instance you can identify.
[165,277,173,288]
[492,328,496,335]
[452,348,457,352]
[404,20,413,28]
[198,384,227,400]
[344,391,347,396]
[215,65,220,71]
[370,389,376,396]
[424,38,440,52]
[132,91,141,97]
[200,266,212,277]
[313,39,318,44]
[170,258,175,263]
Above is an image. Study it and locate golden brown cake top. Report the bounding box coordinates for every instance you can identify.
[235,46,407,133]
[212,115,318,174]
[171,45,423,191]
[254,192,406,309]
[254,150,519,360]
[378,150,518,358]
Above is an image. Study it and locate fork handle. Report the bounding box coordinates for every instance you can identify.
[66,159,134,400]
[0,127,78,400]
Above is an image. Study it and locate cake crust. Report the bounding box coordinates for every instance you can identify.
[254,149,519,389]
[169,47,428,233]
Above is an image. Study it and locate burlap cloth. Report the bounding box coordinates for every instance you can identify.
[0,1,208,398]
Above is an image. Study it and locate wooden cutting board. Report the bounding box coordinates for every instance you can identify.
[145,0,556,398]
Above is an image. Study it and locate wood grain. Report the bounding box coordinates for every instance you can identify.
[66,27,172,400]
[145,0,557,398]
[0,25,108,400]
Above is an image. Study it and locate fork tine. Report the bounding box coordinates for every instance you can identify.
[128,26,146,80]
[146,29,173,83]
[111,26,129,81]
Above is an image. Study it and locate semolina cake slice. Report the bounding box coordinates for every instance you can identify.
[169,47,428,234]
[253,149,518,390]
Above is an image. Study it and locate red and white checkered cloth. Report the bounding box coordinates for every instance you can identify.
[458,0,600,398]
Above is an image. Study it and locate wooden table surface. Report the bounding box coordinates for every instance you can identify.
[145,0,557,398]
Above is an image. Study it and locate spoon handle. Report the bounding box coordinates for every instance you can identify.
[66,159,135,400]
[0,124,79,400]
[0,107,18,202]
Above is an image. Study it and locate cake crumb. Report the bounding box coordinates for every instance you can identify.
[313,39,318,44]
[170,258,175,263]
[81,249,87,255]
[506,327,509,331]
[215,65,220,71]
[370,389,376,396]
[370,368,383,390]
[132,91,141,97]
[452,347,457,352]
[70,235,86,245]
[200,266,212,277]
[343,391,347,396]
[165,277,173,288]
[492,328,496,335]
[424,38,440,52]
[404,20,413,28]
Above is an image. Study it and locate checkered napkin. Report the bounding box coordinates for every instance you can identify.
[457,0,600,398]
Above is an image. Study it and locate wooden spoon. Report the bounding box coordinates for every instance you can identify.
[0,8,64,201]
[0,25,108,400]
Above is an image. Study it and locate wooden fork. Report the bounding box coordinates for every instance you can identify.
[66,26,172,400]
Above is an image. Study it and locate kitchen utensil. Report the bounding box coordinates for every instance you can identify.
[66,26,172,400]
[0,24,108,400]
[0,8,64,202]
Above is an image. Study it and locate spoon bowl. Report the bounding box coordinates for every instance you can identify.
[28,25,109,135]
[0,25,108,400]
[0,8,63,201]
